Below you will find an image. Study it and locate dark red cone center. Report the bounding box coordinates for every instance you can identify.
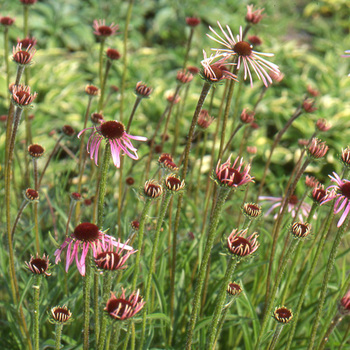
[73,222,100,242]
[209,65,223,80]
[341,182,350,199]
[96,252,121,270]
[15,91,30,101]
[289,195,298,205]
[226,168,243,185]
[30,258,47,272]
[276,307,292,320]
[98,26,113,36]
[100,121,125,139]
[229,237,252,256]
[107,298,133,318]
[233,41,252,56]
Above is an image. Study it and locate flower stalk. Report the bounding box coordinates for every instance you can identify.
[269,323,284,350]
[54,324,63,350]
[83,251,92,350]
[33,275,41,350]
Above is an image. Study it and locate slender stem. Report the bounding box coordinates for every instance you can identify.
[94,270,100,345]
[110,321,122,349]
[99,59,112,111]
[98,39,105,93]
[65,200,76,237]
[319,312,343,350]
[54,324,63,350]
[269,324,284,350]
[33,275,41,350]
[130,322,136,350]
[339,321,350,349]
[194,131,208,205]
[183,28,194,69]
[285,205,335,350]
[98,272,113,350]
[185,187,231,350]
[38,135,64,188]
[126,96,142,132]
[307,215,350,350]
[11,200,29,243]
[97,143,111,229]
[4,28,10,98]
[222,123,243,156]
[131,200,152,290]
[256,238,299,349]
[83,251,92,350]
[206,258,239,349]
[23,5,29,37]
[257,103,304,201]
[119,0,134,122]
[140,192,172,348]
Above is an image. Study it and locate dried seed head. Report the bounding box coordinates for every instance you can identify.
[242,203,262,219]
[12,43,36,65]
[307,138,328,159]
[291,222,311,238]
[28,144,45,158]
[62,125,75,137]
[227,282,242,296]
[246,146,257,155]
[312,185,330,204]
[273,306,293,323]
[106,48,121,60]
[316,118,330,132]
[187,66,200,75]
[12,84,37,108]
[91,112,104,124]
[70,192,82,201]
[240,109,255,124]
[144,180,163,199]
[126,177,135,186]
[227,228,259,257]
[0,16,15,26]
[165,174,185,192]
[131,220,139,230]
[17,37,37,49]
[85,85,99,96]
[305,175,319,188]
[248,35,262,46]
[245,5,265,24]
[176,70,194,84]
[303,99,317,113]
[73,223,100,242]
[341,147,350,167]
[25,253,51,276]
[24,188,39,202]
[185,17,201,27]
[51,305,72,324]
[135,81,152,98]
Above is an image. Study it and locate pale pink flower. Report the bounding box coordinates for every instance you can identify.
[54,222,133,276]
[207,23,279,87]
[321,172,350,227]
[78,120,147,168]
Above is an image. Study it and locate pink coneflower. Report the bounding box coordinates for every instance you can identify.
[78,120,147,168]
[105,289,145,321]
[259,194,312,220]
[93,19,119,37]
[245,4,265,24]
[0,16,15,26]
[17,37,37,49]
[207,23,279,87]
[54,222,133,276]
[227,228,259,257]
[215,155,254,188]
[201,51,238,83]
[321,172,350,227]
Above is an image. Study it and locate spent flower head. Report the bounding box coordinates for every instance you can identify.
[227,228,259,258]
[12,43,35,66]
[28,144,45,158]
[50,305,72,324]
[85,85,99,96]
[78,120,147,168]
[12,84,37,108]
[291,222,311,238]
[240,109,255,124]
[248,35,262,46]
[197,109,215,129]
[242,203,262,220]
[62,125,75,137]
[227,282,242,296]
[106,48,121,61]
[144,180,163,199]
[17,37,37,49]
[25,253,51,276]
[207,23,279,87]
[273,306,293,324]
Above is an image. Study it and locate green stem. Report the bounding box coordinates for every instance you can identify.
[269,323,284,350]
[140,192,172,348]
[285,205,335,350]
[33,275,41,350]
[131,200,152,290]
[120,0,134,122]
[98,272,113,350]
[54,324,63,350]
[206,258,239,349]
[307,215,350,350]
[97,143,111,229]
[83,252,92,350]
[110,322,121,349]
[126,96,142,133]
[11,199,29,243]
[99,59,112,111]
[256,238,299,349]
[98,39,105,94]
[65,200,75,237]
[185,187,231,350]
[194,131,208,205]
[222,123,243,156]
[4,28,10,98]
[319,312,343,350]
[183,28,194,69]
[23,5,29,37]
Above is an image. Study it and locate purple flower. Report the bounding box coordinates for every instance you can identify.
[259,194,312,221]
[207,23,279,87]
[54,222,133,276]
[321,172,350,227]
[78,120,147,168]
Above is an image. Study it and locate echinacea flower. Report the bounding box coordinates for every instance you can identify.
[321,172,350,227]
[54,222,133,276]
[215,155,254,188]
[93,19,119,37]
[12,43,35,65]
[207,23,279,87]
[197,109,215,129]
[227,282,242,296]
[78,120,147,168]
[227,228,259,258]
[273,306,293,323]
[105,289,145,321]
[50,305,73,324]
[17,37,37,49]
[11,84,37,108]
[201,51,238,83]
[25,253,51,276]
[95,238,136,271]
[259,194,312,220]
[0,16,15,26]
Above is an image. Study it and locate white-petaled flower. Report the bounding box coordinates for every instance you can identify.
[207,23,279,87]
